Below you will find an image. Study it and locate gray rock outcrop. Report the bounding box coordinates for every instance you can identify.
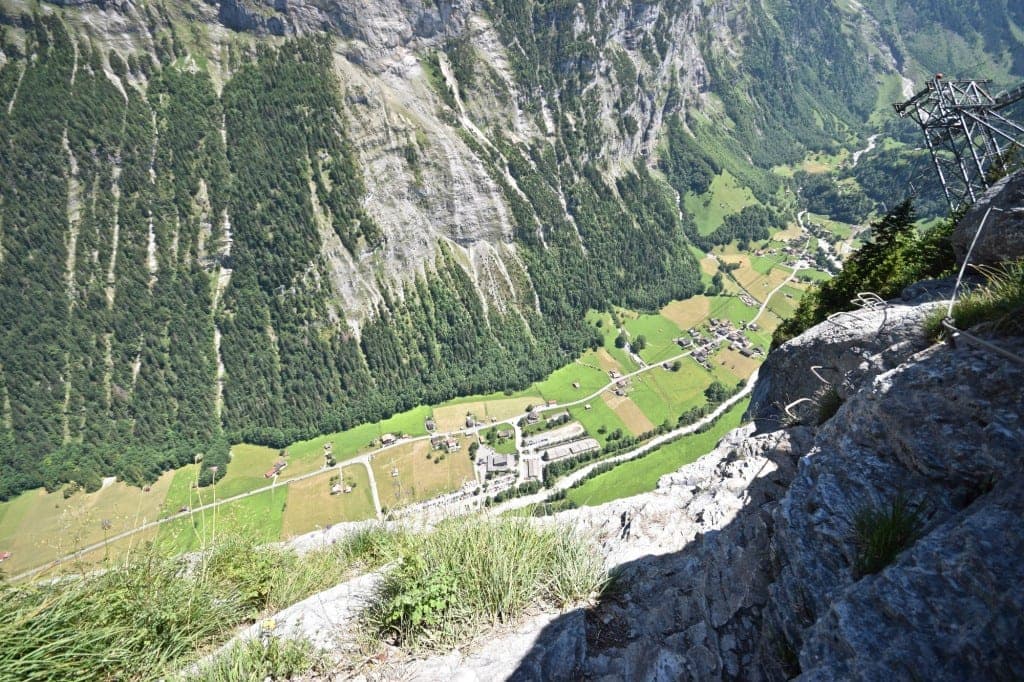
[953,169,1024,266]
[746,300,940,428]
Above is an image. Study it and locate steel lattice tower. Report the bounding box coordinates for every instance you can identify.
[894,76,1024,211]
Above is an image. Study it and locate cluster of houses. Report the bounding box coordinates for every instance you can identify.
[678,318,765,370]
[711,318,764,361]
[755,239,809,260]
[680,327,722,368]
[718,319,765,359]
[430,434,460,454]
[612,378,630,397]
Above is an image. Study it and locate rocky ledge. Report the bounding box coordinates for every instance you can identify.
[268,291,1022,680]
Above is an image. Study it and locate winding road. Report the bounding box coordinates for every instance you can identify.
[749,210,810,326]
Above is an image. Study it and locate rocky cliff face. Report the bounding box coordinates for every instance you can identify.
[304,192,1022,679]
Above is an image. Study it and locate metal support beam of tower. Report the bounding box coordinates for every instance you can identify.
[894,76,1024,211]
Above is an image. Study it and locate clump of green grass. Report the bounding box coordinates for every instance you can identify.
[852,494,928,578]
[203,525,408,617]
[183,636,326,682]
[364,517,608,649]
[0,526,406,681]
[926,260,1024,339]
[815,385,843,425]
[0,552,242,681]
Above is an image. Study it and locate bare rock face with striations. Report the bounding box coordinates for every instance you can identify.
[746,300,941,429]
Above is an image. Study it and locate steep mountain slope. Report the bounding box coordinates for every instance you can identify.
[0,0,1019,499]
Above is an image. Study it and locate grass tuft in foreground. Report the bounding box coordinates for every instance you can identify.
[852,494,928,578]
[364,517,608,649]
[926,259,1024,339]
[183,636,327,682]
[0,526,405,681]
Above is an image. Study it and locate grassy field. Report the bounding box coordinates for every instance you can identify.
[808,213,856,238]
[752,308,783,334]
[566,398,751,507]
[622,312,685,364]
[602,392,656,434]
[719,254,793,303]
[371,439,475,510]
[711,347,761,382]
[704,295,760,326]
[287,405,434,463]
[534,361,612,404]
[155,486,288,555]
[280,464,375,537]
[589,347,626,374]
[586,309,638,371]
[433,395,538,431]
[662,296,712,330]
[749,252,791,275]
[626,360,713,427]
[869,73,908,126]
[766,284,805,320]
[693,245,718,283]
[481,423,519,454]
[683,171,761,235]
[772,220,804,241]
[798,268,832,283]
[566,398,632,445]
[434,401,490,432]
[0,472,176,576]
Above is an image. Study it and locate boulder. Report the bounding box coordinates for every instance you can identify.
[746,302,939,428]
[952,169,1024,267]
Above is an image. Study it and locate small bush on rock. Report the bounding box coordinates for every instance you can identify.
[815,385,843,425]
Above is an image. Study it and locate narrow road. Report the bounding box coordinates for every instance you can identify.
[359,460,383,519]
[749,211,809,326]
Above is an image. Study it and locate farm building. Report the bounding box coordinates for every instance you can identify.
[264,460,287,478]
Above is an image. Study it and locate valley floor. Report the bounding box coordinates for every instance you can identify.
[0,192,845,580]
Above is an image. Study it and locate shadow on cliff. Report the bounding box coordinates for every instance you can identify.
[506,426,809,682]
